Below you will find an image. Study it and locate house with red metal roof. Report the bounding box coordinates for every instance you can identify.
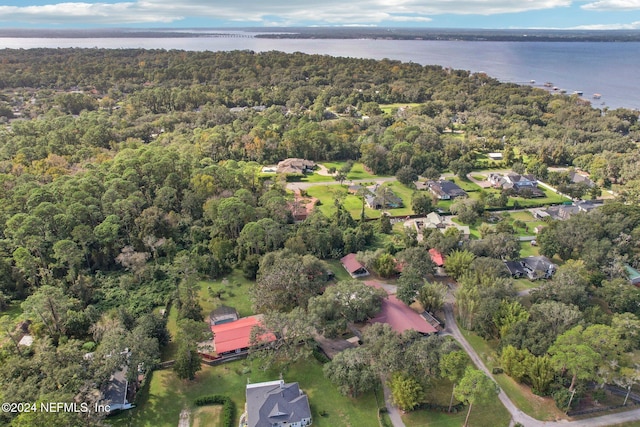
[365,281,437,335]
[428,248,445,267]
[340,253,369,278]
[210,315,276,356]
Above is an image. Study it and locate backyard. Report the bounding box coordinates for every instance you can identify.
[111,357,381,427]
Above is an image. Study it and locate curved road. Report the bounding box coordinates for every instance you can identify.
[442,298,640,427]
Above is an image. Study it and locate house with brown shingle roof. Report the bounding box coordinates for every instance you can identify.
[340,253,369,278]
[276,158,316,175]
[365,281,437,335]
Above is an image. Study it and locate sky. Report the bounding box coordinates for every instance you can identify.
[0,0,639,30]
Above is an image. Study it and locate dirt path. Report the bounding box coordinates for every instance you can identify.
[178,407,190,427]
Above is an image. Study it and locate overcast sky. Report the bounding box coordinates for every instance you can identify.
[0,0,639,30]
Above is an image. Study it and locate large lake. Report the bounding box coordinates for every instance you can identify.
[1,35,639,110]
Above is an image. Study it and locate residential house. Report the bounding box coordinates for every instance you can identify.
[210,315,276,356]
[489,172,541,196]
[364,185,403,209]
[504,256,556,280]
[365,281,438,335]
[568,171,595,188]
[101,367,134,413]
[538,201,601,221]
[340,253,369,278]
[209,305,239,326]
[625,265,640,286]
[245,380,312,427]
[429,248,445,267]
[276,158,316,175]
[488,153,503,161]
[413,181,429,191]
[287,190,318,221]
[427,180,467,200]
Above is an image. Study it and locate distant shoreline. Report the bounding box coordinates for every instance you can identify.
[1,27,640,42]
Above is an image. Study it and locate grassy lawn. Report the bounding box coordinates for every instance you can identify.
[306,181,415,219]
[519,241,541,258]
[325,259,355,283]
[493,375,564,421]
[320,161,383,180]
[506,187,570,208]
[403,377,511,427]
[112,357,380,427]
[449,176,483,192]
[512,277,539,293]
[379,103,422,114]
[459,328,565,422]
[0,303,23,320]
[160,304,179,361]
[192,405,222,427]
[196,270,256,318]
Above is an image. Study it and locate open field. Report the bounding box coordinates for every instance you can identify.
[111,357,381,427]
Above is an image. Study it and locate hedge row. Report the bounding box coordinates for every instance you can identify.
[194,394,236,427]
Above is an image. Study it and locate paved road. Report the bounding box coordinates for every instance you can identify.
[442,293,640,427]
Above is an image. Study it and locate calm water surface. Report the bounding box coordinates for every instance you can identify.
[1,36,638,110]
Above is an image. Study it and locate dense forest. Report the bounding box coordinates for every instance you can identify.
[0,48,639,426]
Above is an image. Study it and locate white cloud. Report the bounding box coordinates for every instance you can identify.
[581,0,640,11]
[0,0,574,25]
[569,20,640,28]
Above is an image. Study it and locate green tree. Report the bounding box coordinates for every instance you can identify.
[549,325,604,391]
[323,347,377,397]
[396,267,424,305]
[411,191,434,216]
[253,250,326,313]
[527,355,555,396]
[173,318,211,380]
[417,281,448,313]
[454,367,499,427]
[21,285,79,339]
[309,280,385,337]
[444,249,476,280]
[389,372,424,411]
[440,350,468,412]
[250,308,314,370]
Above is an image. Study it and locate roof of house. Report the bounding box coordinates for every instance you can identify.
[209,305,239,325]
[276,158,315,174]
[340,253,366,274]
[429,248,445,267]
[102,367,129,410]
[625,265,640,283]
[428,180,467,198]
[211,315,275,354]
[504,260,527,277]
[522,256,555,272]
[568,171,595,187]
[246,380,311,427]
[365,281,437,335]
